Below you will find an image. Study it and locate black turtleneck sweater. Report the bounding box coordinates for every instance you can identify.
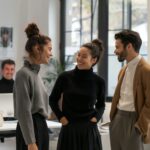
[49,67,105,123]
[0,77,14,93]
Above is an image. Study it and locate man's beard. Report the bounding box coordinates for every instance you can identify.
[118,56,125,62]
[117,49,127,62]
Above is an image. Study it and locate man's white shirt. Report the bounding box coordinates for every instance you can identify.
[117,55,142,111]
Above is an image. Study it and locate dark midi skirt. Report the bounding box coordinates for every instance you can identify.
[57,121,102,150]
[16,113,49,150]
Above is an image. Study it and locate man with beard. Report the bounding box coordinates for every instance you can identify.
[109,30,150,150]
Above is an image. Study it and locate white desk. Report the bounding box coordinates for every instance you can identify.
[46,120,61,129]
[0,120,61,132]
[0,120,61,150]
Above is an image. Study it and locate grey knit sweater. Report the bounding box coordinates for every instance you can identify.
[13,60,49,145]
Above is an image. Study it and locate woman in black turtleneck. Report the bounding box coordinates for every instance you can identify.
[50,39,105,150]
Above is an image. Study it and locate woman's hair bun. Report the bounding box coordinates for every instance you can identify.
[92,39,103,52]
[25,23,40,39]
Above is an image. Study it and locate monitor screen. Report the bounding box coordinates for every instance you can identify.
[0,93,14,117]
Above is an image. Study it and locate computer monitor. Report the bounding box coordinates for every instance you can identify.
[0,93,14,117]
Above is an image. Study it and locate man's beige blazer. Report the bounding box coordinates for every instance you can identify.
[110,58,150,143]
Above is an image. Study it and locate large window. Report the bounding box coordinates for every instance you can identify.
[64,0,99,70]
[108,0,148,96]
[61,0,148,98]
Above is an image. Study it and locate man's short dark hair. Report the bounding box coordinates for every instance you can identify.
[115,29,142,53]
[1,59,15,70]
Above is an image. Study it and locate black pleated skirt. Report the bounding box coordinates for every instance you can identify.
[16,113,49,150]
[57,121,102,150]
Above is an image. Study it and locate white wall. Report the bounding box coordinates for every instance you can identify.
[16,0,52,70]
[49,0,60,60]
[0,0,18,60]
[27,0,49,34]
[0,0,60,71]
